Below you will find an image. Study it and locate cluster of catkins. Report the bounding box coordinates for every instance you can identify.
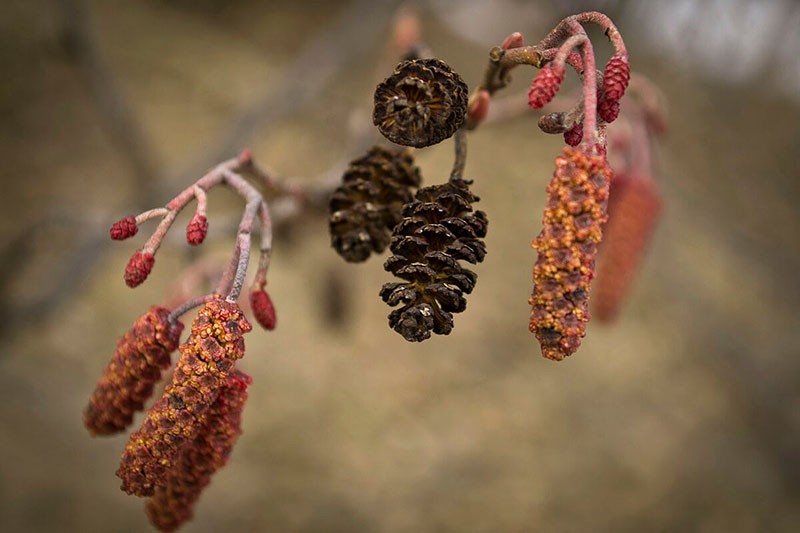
[526,51,632,360]
[329,58,488,342]
[84,298,263,531]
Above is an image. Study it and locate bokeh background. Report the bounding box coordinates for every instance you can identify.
[1,0,799,531]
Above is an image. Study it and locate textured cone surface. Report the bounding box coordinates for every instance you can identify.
[380,178,487,342]
[84,307,183,436]
[117,299,251,497]
[146,370,251,532]
[593,175,662,322]
[529,147,612,360]
[603,53,631,102]
[373,58,468,148]
[329,146,422,262]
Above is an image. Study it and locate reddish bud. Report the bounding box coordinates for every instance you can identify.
[250,288,277,330]
[528,65,565,109]
[110,216,138,240]
[125,251,155,288]
[603,53,630,102]
[186,213,208,245]
[238,148,252,166]
[467,89,491,126]
[563,122,583,146]
[598,98,620,123]
[501,32,525,50]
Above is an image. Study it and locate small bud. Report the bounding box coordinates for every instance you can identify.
[501,32,525,50]
[186,213,208,245]
[250,288,277,330]
[467,89,491,126]
[125,251,155,288]
[598,98,620,123]
[538,112,567,134]
[563,122,583,146]
[110,216,138,240]
[602,53,630,102]
[528,65,565,109]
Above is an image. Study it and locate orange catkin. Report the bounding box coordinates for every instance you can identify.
[116,299,251,497]
[145,370,251,532]
[84,306,183,436]
[592,175,662,322]
[529,146,612,360]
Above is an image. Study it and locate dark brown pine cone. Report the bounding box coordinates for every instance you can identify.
[380,178,488,342]
[329,146,422,262]
[373,58,468,148]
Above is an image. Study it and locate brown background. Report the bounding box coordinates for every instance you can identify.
[1,1,798,531]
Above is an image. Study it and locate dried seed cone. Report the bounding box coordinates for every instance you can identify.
[84,307,184,436]
[145,370,251,532]
[329,146,422,262]
[373,58,468,148]
[592,175,662,322]
[380,178,488,342]
[529,147,612,360]
[117,299,252,497]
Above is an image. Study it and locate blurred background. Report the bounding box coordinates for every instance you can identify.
[1,0,799,531]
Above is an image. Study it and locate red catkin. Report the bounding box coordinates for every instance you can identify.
[564,122,583,146]
[145,370,251,532]
[116,299,252,497]
[528,64,565,109]
[110,216,138,240]
[598,98,620,123]
[84,306,184,436]
[249,288,277,331]
[602,53,630,102]
[186,213,209,246]
[529,146,613,360]
[592,175,662,322]
[125,251,155,288]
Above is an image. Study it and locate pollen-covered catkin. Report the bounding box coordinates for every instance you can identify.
[592,175,662,321]
[84,306,183,436]
[529,146,612,360]
[116,299,251,497]
[145,370,251,532]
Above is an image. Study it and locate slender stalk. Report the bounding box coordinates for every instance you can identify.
[449,128,468,181]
